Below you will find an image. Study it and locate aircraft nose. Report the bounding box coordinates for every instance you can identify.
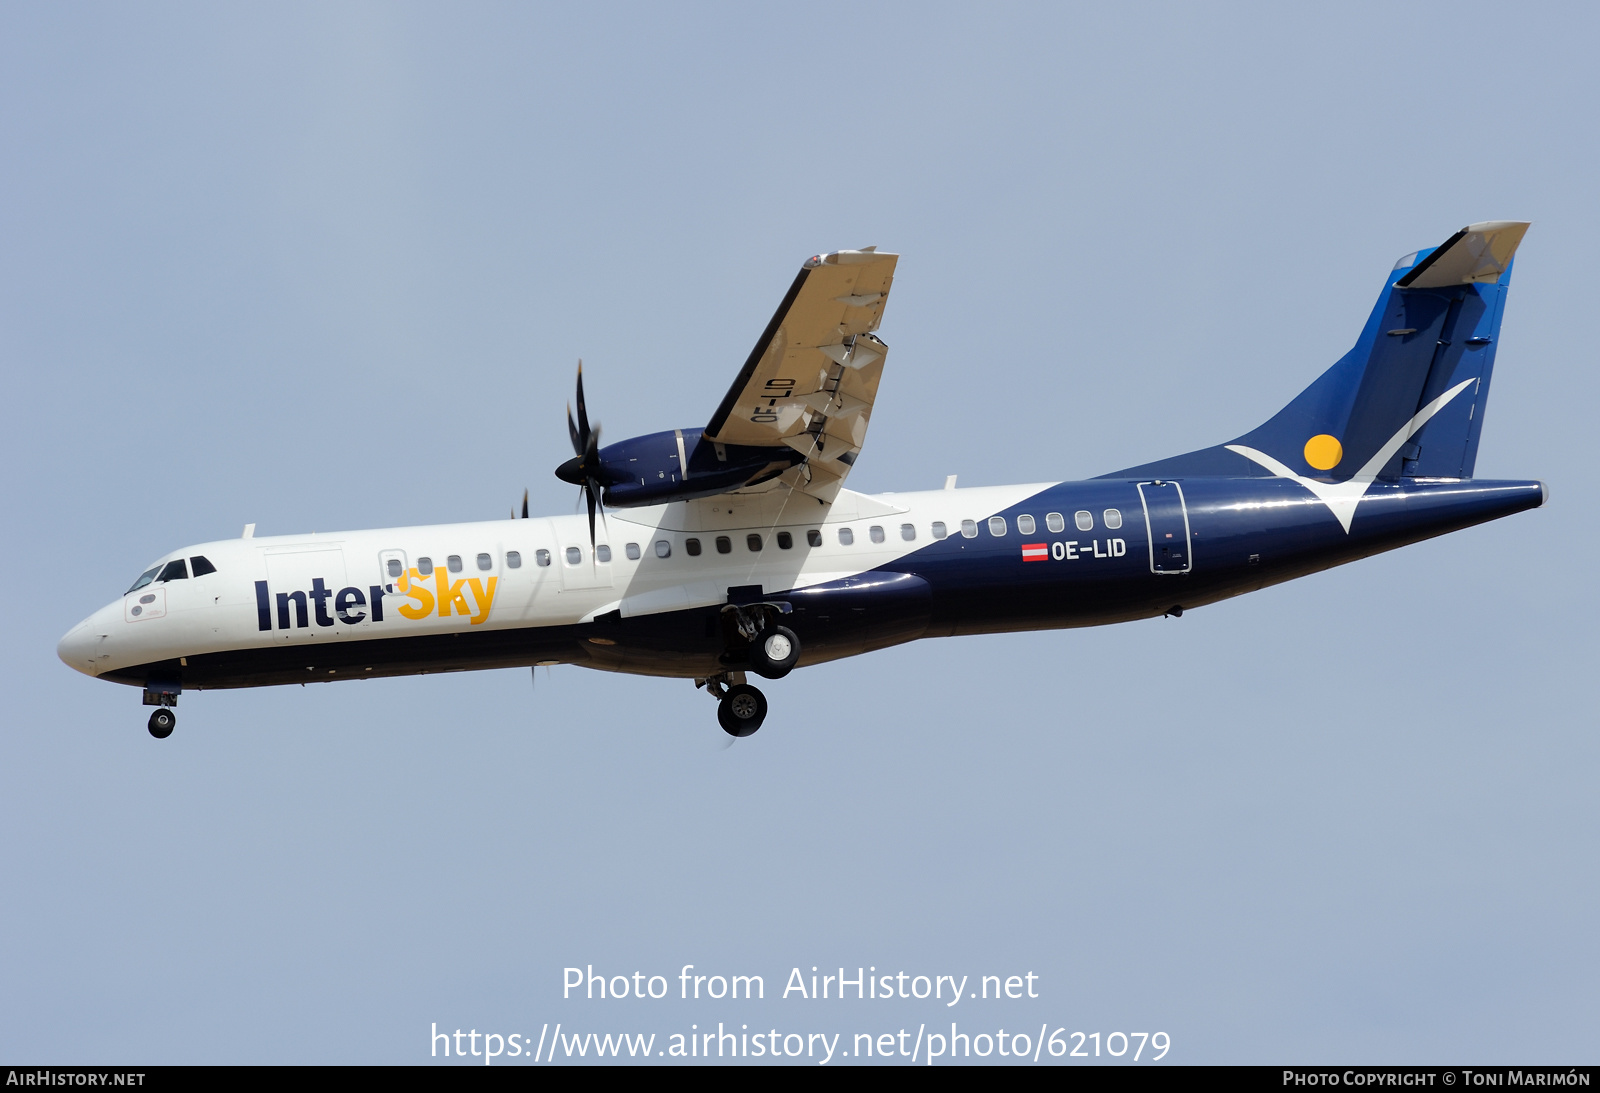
[58,607,113,677]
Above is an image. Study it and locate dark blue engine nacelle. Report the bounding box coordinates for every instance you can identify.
[595,428,804,507]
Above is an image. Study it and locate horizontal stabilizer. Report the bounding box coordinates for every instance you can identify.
[1102,221,1531,491]
[1395,221,1529,289]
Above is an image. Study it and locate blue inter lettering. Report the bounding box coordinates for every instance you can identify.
[335,586,366,624]
[309,578,335,627]
[276,590,308,629]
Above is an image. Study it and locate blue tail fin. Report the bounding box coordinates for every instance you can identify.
[1105,221,1529,482]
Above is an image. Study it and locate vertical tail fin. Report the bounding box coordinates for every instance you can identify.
[1104,221,1529,482]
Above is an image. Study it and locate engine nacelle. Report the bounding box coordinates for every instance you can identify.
[594,428,804,507]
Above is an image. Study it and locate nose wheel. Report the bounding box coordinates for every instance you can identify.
[147,708,175,739]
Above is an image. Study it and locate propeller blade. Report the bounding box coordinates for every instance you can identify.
[573,360,591,451]
[567,404,583,457]
[521,489,529,519]
[585,482,598,549]
[557,359,605,548]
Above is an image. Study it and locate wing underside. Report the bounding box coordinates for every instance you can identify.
[704,248,898,505]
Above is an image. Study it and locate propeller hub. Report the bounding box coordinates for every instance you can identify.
[555,456,588,486]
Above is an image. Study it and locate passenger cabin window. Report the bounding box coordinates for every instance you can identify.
[189,556,217,577]
[988,517,1007,537]
[776,531,793,549]
[1046,512,1065,533]
[535,549,551,567]
[596,544,612,563]
[960,519,978,539]
[447,554,462,573]
[686,538,703,556]
[655,540,672,558]
[565,547,582,565]
[506,551,522,569]
[127,566,160,594]
[1075,510,1094,531]
[1017,515,1036,535]
[901,523,916,541]
[715,536,732,554]
[476,553,492,571]
[838,527,854,545]
[1104,508,1123,530]
[626,542,641,560]
[747,534,763,552]
[869,525,885,544]
[418,557,434,576]
[931,521,947,539]
[807,530,822,547]
[157,559,189,582]
[386,558,404,578]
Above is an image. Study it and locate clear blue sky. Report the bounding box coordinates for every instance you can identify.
[3,2,1595,1064]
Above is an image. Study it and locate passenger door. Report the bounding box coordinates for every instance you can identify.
[1137,481,1192,574]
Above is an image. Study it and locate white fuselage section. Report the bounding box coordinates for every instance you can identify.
[59,485,1046,683]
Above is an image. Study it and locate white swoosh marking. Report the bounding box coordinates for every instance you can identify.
[1225,377,1476,533]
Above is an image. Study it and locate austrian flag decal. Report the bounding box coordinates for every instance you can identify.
[1021,543,1049,562]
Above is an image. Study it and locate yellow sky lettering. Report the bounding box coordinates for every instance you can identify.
[433,567,471,617]
[466,577,497,625]
[397,568,434,620]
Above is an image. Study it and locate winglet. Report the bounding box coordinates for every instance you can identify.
[1396,221,1530,289]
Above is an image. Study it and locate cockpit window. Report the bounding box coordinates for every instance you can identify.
[157,559,189,583]
[126,566,160,595]
[189,556,217,577]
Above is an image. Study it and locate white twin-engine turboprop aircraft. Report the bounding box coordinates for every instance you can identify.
[60,228,1546,739]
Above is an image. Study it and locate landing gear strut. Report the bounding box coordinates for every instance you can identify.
[147,708,175,739]
[697,671,768,737]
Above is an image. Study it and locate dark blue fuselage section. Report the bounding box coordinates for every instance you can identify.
[889,477,1541,638]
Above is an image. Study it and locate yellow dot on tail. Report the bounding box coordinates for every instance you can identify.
[1304,434,1343,470]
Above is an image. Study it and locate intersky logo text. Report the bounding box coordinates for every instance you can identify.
[252,568,498,632]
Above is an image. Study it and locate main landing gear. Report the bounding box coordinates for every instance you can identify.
[698,601,803,737]
[721,602,800,681]
[697,672,768,738]
[747,624,800,680]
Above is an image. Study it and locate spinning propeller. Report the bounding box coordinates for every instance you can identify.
[554,360,605,547]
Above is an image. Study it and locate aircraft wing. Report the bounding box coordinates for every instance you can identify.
[704,248,898,504]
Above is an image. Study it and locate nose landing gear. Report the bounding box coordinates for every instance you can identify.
[147,708,175,739]
[143,679,179,739]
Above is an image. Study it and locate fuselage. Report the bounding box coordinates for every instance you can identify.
[58,475,1545,694]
